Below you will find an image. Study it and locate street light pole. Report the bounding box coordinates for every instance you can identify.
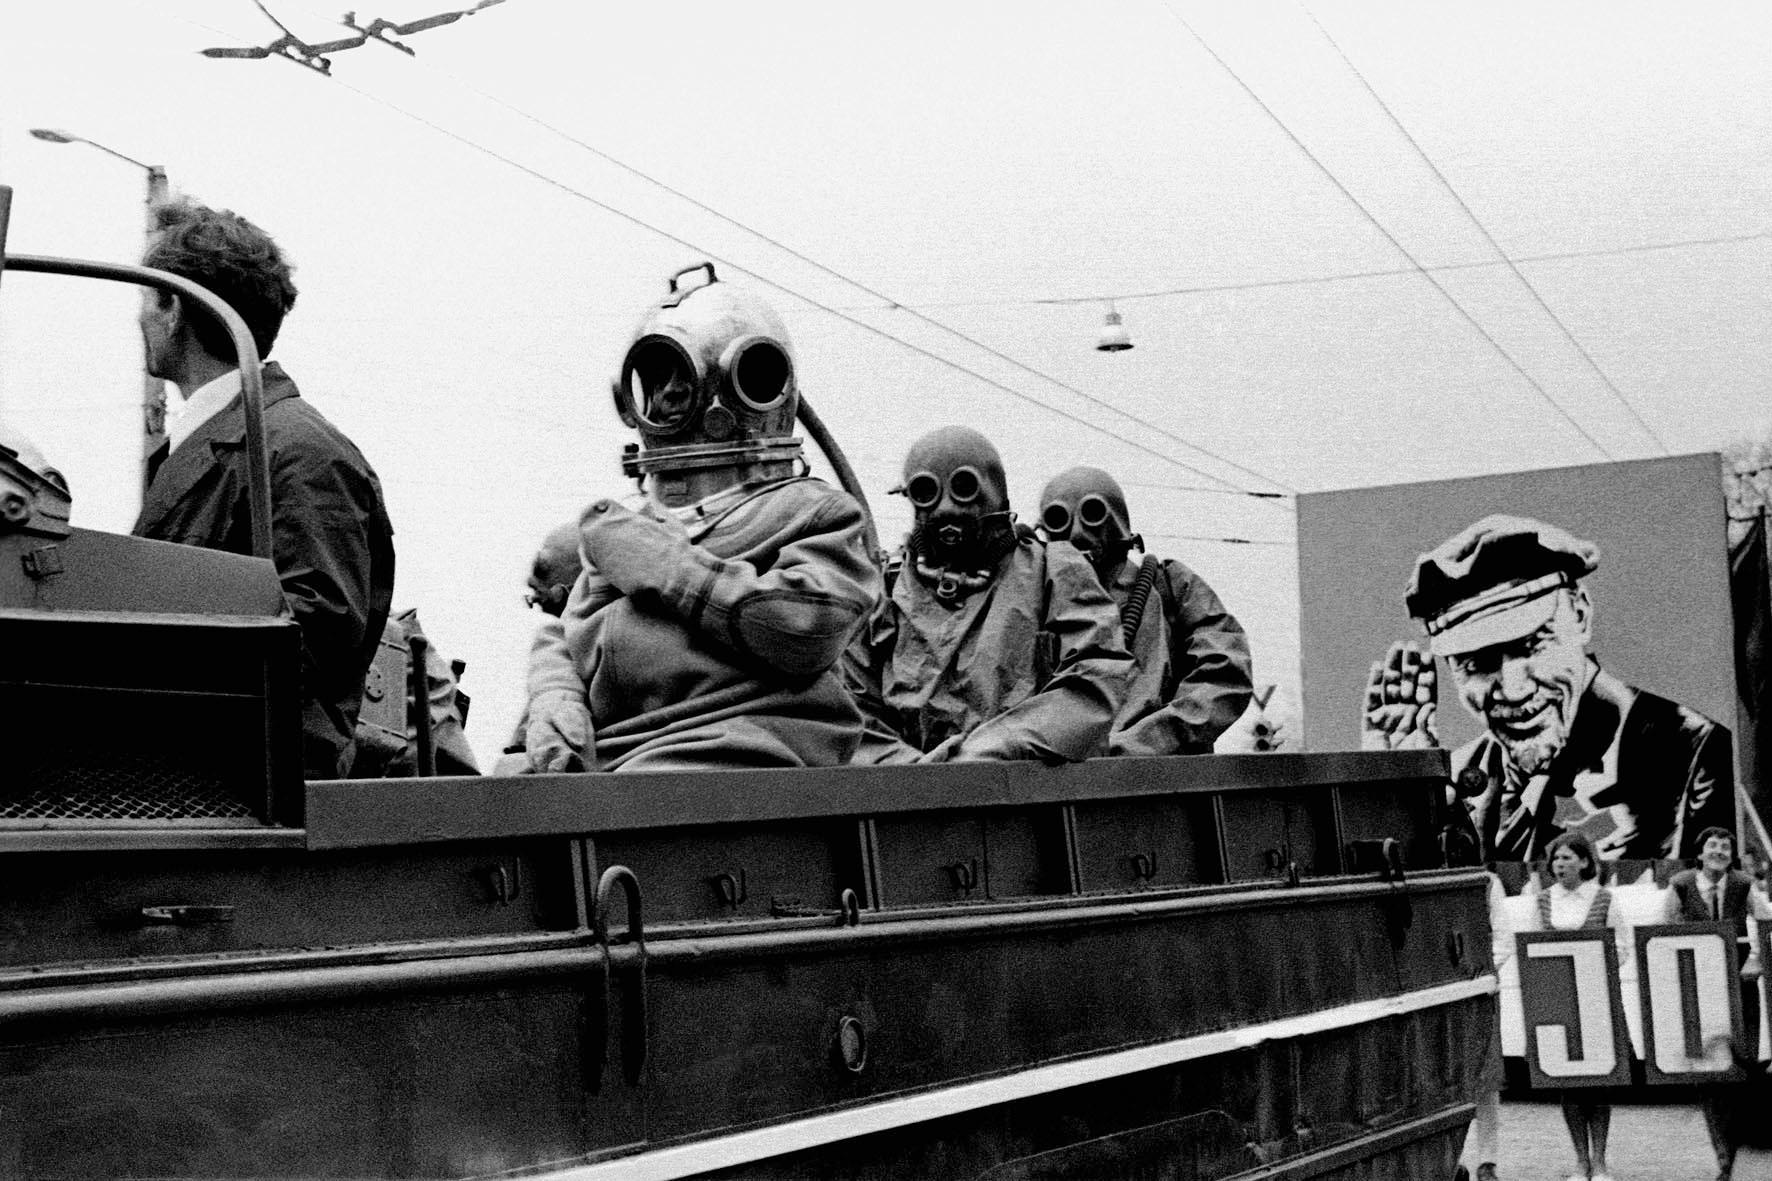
[28,128,171,503]
[141,163,170,466]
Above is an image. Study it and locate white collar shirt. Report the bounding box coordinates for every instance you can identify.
[1698,871,1725,920]
[166,369,243,454]
[1546,877,1601,930]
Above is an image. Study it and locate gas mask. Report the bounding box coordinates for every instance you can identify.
[611,263,802,507]
[0,422,71,538]
[898,426,1016,602]
[1037,466,1139,578]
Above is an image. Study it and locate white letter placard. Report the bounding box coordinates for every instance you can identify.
[1517,930,1631,1088]
[1635,922,1744,1084]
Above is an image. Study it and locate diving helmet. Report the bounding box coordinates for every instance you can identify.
[898,426,1016,602]
[612,263,801,503]
[0,420,71,538]
[1038,466,1140,577]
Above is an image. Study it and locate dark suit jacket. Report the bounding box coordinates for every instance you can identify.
[1453,666,1733,861]
[135,363,395,779]
[1670,868,1756,934]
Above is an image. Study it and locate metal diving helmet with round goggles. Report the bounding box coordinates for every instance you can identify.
[612,262,804,506]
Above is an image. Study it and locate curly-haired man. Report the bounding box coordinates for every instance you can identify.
[134,199,394,779]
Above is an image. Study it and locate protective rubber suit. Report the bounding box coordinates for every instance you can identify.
[842,428,1131,764]
[523,266,880,772]
[1039,466,1252,755]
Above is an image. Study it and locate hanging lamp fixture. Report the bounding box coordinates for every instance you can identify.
[1095,301,1132,352]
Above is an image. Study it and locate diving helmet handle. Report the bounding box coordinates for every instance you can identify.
[668,262,718,293]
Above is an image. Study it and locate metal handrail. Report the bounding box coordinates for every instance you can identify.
[3,253,274,561]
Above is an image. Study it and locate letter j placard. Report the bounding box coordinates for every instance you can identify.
[1518,929,1632,1088]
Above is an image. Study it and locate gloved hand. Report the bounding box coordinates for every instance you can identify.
[525,689,594,773]
[579,498,693,598]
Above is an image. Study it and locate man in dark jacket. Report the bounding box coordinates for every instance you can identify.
[1667,827,1770,1181]
[133,199,395,780]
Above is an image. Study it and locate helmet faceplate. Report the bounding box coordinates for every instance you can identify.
[612,264,802,482]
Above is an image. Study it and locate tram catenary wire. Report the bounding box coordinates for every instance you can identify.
[1297,0,1669,456]
[181,0,1300,503]
[388,61,1299,498]
[884,229,1772,311]
[1160,2,1617,463]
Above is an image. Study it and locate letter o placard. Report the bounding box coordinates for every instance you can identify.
[1635,922,1744,1084]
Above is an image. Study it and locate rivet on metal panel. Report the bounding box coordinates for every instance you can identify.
[138,904,235,926]
[944,858,979,895]
[833,1015,868,1073]
[22,545,63,578]
[1128,851,1158,882]
[707,868,748,910]
[1264,845,1300,886]
[480,861,521,906]
[1381,837,1406,884]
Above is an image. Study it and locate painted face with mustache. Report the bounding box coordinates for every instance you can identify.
[1446,589,1595,775]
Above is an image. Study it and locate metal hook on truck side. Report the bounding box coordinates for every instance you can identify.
[586,865,647,1091]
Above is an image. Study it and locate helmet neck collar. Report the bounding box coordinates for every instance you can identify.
[625,438,804,508]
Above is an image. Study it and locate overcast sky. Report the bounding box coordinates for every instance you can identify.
[2,0,1768,765]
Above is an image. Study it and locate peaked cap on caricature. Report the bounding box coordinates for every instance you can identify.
[1404,514,1599,658]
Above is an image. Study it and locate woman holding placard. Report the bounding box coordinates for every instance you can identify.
[1530,832,1620,1181]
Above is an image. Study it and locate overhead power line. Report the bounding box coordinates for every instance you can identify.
[1118,478,1295,504]
[1146,531,1291,547]
[427,65,1296,497]
[1297,2,1668,456]
[1160,3,1614,462]
[194,0,1297,502]
[181,17,1281,501]
[859,229,1772,311]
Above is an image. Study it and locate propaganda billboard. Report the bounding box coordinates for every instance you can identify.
[1297,453,1737,863]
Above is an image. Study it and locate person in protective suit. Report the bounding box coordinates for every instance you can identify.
[524,521,585,617]
[351,608,479,778]
[842,427,1132,763]
[522,264,881,773]
[496,522,588,772]
[1038,466,1252,755]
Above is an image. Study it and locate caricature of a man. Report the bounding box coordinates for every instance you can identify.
[1365,515,1733,861]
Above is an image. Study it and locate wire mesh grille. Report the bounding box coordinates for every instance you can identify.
[2,753,256,820]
